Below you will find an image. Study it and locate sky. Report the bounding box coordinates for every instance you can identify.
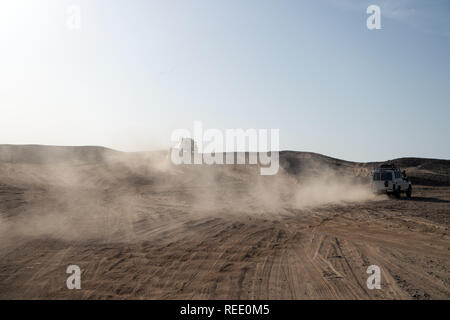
[0,0,449,162]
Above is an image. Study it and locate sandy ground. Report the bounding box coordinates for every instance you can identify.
[0,149,448,299]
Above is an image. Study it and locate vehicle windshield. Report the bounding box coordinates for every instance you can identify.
[373,171,393,181]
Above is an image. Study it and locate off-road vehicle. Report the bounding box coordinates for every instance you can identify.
[371,164,412,198]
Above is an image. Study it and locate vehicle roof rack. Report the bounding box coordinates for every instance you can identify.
[378,164,398,170]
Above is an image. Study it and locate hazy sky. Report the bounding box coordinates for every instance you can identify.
[1,0,449,161]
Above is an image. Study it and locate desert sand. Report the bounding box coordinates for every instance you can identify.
[0,145,448,299]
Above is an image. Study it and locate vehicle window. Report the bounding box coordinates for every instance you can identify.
[381,172,393,181]
[373,172,381,181]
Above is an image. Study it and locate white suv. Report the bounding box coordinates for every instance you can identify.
[371,164,412,198]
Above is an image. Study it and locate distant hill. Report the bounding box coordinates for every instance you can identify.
[0,145,449,186]
[0,145,118,164]
[367,158,450,186]
[278,151,450,186]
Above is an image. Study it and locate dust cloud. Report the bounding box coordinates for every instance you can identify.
[0,148,379,246]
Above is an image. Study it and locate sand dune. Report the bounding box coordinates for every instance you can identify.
[0,145,448,299]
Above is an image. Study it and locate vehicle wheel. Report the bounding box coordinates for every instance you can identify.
[406,186,412,198]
